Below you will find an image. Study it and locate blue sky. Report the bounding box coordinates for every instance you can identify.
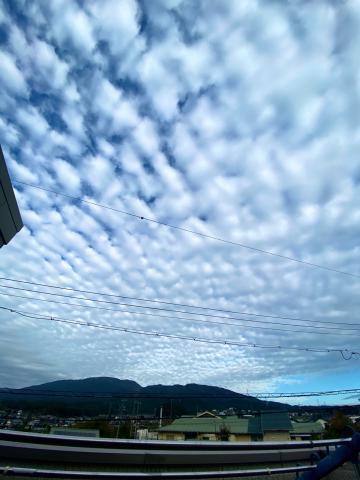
[0,0,360,406]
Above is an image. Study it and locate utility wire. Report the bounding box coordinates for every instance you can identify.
[1,276,358,328]
[13,180,360,279]
[1,306,359,359]
[1,283,359,333]
[0,407,351,426]
[0,409,338,425]
[0,289,359,337]
[1,388,359,400]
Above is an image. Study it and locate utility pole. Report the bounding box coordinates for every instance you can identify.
[159,406,163,428]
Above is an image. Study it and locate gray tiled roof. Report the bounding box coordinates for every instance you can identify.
[160,413,325,438]
[261,412,292,431]
[159,416,249,434]
[291,421,324,434]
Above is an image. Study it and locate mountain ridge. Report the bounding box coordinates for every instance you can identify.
[0,376,288,415]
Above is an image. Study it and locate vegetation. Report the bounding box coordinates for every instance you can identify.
[73,419,116,438]
[217,425,230,441]
[323,412,355,439]
[0,377,288,416]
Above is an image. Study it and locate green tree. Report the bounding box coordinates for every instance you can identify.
[116,420,132,439]
[323,412,353,439]
[217,425,230,441]
[73,419,116,438]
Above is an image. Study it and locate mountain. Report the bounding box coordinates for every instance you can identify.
[23,377,142,394]
[0,377,288,416]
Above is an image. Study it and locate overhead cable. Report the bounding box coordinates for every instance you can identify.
[13,180,360,279]
[1,305,359,360]
[1,282,360,332]
[0,289,359,337]
[0,276,359,328]
[1,387,359,400]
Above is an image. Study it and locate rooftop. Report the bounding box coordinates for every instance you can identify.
[159,412,325,436]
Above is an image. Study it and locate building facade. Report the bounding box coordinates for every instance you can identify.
[158,411,324,442]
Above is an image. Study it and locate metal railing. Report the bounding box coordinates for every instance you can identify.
[0,464,316,478]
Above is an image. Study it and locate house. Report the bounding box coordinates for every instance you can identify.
[290,420,325,440]
[158,411,294,442]
[50,427,100,438]
[248,412,292,441]
[158,411,250,441]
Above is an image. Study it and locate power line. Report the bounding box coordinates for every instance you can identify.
[13,180,360,279]
[0,406,349,426]
[0,278,359,330]
[0,288,359,337]
[1,388,359,400]
[1,276,358,328]
[1,305,359,359]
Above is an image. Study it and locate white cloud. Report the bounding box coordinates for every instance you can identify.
[40,0,96,54]
[136,46,180,120]
[16,106,49,138]
[133,118,159,156]
[0,50,27,96]
[81,154,114,193]
[61,106,85,138]
[32,39,69,89]
[91,77,139,134]
[53,159,81,195]
[88,0,139,55]
[7,157,38,184]
[8,24,29,61]
[63,82,81,103]
[0,118,20,146]
[0,0,359,396]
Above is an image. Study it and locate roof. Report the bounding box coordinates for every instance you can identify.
[196,411,219,418]
[248,412,292,434]
[159,416,249,434]
[0,145,23,247]
[291,421,324,434]
[248,416,262,435]
[50,428,100,438]
[160,412,293,436]
[261,412,292,431]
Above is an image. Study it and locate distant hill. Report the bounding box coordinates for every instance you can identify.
[23,377,142,394]
[0,377,288,416]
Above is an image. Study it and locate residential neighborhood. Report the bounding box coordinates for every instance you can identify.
[157,411,324,442]
[1,407,351,443]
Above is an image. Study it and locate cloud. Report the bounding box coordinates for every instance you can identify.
[53,159,81,195]
[0,0,359,399]
[88,0,139,55]
[136,45,181,120]
[91,76,139,134]
[0,118,20,147]
[0,50,28,96]
[16,106,49,139]
[61,105,85,138]
[27,0,96,55]
[133,118,160,157]
[81,154,115,194]
[31,39,69,89]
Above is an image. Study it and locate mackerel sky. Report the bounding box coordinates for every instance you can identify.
[0,0,360,405]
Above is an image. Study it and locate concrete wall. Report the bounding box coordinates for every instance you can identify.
[263,431,291,442]
[158,432,185,441]
[158,432,251,442]
[197,433,217,441]
[229,434,251,442]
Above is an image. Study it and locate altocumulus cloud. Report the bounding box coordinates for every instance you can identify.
[0,0,359,402]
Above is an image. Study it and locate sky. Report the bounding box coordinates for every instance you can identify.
[0,0,360,407]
